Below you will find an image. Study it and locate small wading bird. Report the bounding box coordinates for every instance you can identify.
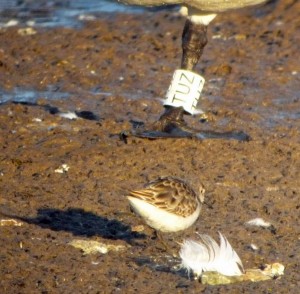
[117,0,268,140]
[127,177,205,246]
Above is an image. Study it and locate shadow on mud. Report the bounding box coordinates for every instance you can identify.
[6,207,145,242]
[118,119,250,142]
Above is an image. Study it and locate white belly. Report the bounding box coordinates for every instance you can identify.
[128,197,201,233]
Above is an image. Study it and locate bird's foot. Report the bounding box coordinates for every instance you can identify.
[119,106,250,142]
[154,231,180,257]
[138,106,196,139]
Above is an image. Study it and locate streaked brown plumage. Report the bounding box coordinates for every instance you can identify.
[127,177,205,232]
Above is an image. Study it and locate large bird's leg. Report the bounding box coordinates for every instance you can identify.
[153,17,210,133]
[181,18,208,71]
[121,13,250,141]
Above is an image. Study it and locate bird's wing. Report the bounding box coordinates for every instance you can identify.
[128,177,199,217]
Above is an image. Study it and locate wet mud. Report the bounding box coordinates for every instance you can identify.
[0,0,299,293]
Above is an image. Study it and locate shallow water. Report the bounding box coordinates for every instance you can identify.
[0,87,70,105]
[0,0,147,27]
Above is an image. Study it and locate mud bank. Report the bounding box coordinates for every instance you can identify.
[0,0,299,292]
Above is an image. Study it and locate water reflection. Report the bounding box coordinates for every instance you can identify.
[0,87,69,105]
[0,0,146,28]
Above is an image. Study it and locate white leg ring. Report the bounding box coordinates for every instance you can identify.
[164,69,205,115]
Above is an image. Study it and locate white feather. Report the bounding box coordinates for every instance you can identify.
[245,218,271,228]
[58,111,78,120]
[180,232,244,278]
[249,243,259,251]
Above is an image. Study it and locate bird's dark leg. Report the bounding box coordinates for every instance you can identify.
[181,19,207,71]
[155,230,169,251]
[152,19,208,133]
[155,231,179,256]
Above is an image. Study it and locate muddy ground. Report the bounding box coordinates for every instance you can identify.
[0,0,299,293]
